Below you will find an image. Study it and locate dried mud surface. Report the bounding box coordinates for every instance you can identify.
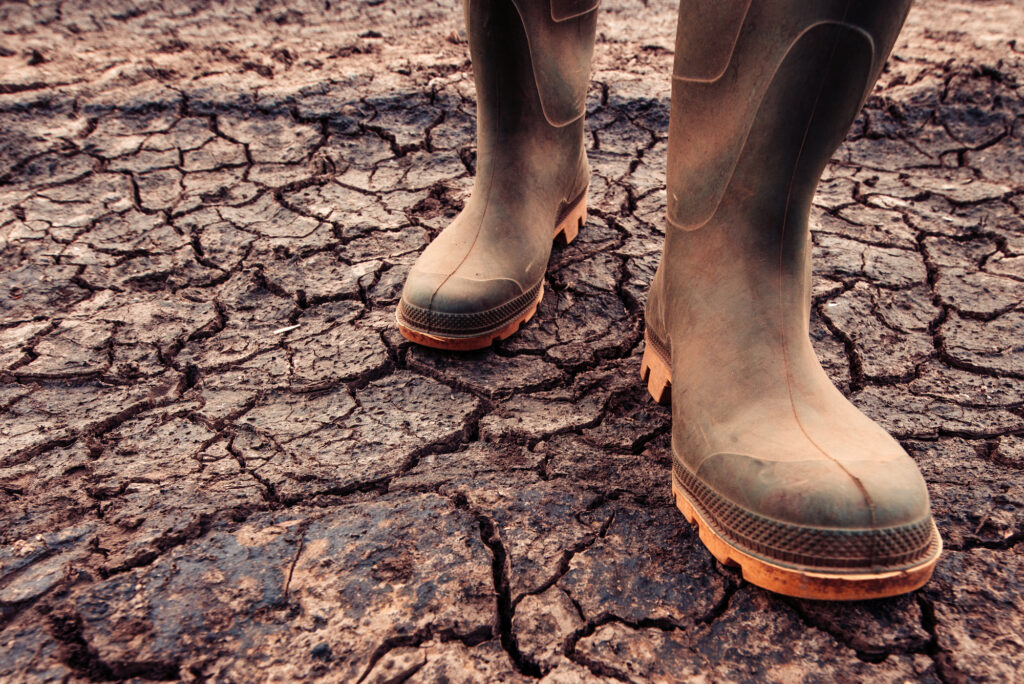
[1,0,1022,681]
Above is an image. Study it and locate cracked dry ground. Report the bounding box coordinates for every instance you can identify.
[0,0,1022,681]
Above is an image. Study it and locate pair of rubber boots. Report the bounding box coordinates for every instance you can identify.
[396,0,941,600]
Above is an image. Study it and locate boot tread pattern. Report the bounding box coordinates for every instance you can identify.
[671,475,941,600]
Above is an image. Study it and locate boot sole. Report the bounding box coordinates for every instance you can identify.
[397,193,586,351]
[641,331,942,600]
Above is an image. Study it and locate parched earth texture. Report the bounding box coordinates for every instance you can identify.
[0,0,1022,681]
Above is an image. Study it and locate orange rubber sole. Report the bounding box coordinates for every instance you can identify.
[397,194,586,351]
[642,333,941,600]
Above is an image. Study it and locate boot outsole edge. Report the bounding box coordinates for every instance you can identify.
[671,473,941,600]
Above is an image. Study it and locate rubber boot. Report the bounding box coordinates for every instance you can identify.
[397,0,598,350]
[641,0,941,600]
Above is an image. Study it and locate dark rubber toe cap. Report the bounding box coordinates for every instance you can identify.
[398,269,540,338]
[680,452,937,570]
[695,451,931,529]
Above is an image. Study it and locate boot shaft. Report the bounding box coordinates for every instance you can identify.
[465,0,597,186]
[666,0,912,236]
[645,0,914,403]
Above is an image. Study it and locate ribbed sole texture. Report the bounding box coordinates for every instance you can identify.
[396,192,587,350]
[641,329,942,600]
[398,285,545,351]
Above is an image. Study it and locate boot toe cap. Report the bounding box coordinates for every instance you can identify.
[398,268,540,337]
[695,451,931,528]
[684,451,937,570]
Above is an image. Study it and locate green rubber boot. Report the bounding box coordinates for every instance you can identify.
[397,0,597,350]
[641,0,941,600]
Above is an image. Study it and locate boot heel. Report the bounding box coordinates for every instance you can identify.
[640,337,671,405]
[554,193,586,245]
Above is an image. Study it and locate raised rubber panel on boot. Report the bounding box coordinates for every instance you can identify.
[665,0,911,230]
[550,0,599,22]
[509,0,597,127]
[673,0,750,82]
[674,458,938,571]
